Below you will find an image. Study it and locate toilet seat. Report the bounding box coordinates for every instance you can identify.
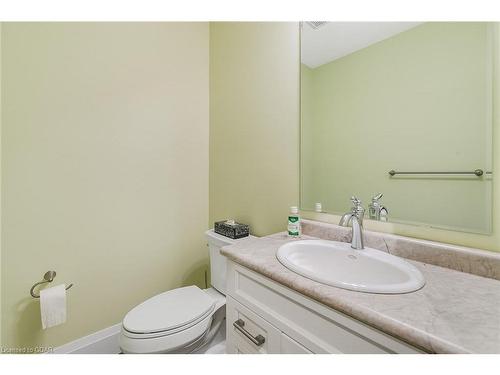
[123,285,216,337]
[120,286,224,353]
[121,311,215,353]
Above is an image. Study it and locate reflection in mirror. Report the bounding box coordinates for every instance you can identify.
[300,22,496,233]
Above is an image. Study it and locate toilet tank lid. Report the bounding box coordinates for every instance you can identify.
[205,229,255,247]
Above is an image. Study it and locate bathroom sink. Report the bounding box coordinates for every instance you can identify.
[277,240,425,294]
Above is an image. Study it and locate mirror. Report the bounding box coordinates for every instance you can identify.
[300,22,495,233]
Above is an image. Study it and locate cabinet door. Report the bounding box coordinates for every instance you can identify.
[226,296,281,354]
[281,333,313,354]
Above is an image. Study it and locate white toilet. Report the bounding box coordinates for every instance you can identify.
[119,229,249,354]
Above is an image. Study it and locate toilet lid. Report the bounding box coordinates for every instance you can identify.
[123,286,215,334]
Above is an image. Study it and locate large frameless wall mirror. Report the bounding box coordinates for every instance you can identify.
[300,22,496,234]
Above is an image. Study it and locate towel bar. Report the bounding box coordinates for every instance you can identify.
[388,169,492,177]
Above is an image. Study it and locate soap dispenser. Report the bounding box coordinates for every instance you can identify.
[288,206,301,237]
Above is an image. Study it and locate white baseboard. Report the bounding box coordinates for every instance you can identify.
[53,323,122,354]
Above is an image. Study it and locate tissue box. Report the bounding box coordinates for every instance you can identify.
[214,220,250,239]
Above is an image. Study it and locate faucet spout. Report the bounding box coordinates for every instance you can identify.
[350,215,364,250]
[339,213,352,227]
[339,196,365,250]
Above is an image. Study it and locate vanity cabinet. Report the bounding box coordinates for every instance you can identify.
[225,260,424,354]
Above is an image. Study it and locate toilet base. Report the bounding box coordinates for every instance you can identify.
[192,320,226,354]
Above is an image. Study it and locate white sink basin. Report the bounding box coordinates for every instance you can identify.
[277,240,425,294]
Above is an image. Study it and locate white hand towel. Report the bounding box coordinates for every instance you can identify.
[40,284,67,329]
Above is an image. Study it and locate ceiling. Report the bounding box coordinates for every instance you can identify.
[301,22,423,68]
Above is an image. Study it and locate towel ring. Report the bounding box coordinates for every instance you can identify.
[30,270,74,298]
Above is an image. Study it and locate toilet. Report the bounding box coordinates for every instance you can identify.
[119,229,250,354]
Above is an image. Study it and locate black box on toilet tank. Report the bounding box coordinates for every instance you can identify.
[214,220,250,239]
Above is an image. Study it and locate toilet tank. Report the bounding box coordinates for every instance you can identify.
[205,229,254,295]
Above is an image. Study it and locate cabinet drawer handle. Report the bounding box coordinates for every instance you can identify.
[233,319,266,346]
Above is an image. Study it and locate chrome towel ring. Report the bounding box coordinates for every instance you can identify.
[30,270,74,298]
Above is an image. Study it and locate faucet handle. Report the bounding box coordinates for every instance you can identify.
[372,193,383,202]
[351,195,362,207]
[350,196,365,218]
[351,196,363,211]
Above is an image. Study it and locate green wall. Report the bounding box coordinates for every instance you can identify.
[1,23,210,350]
[302,23,493,233]
[1,20,301,352]
[209,22,300,236]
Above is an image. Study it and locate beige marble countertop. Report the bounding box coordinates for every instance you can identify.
[221,233,500,354]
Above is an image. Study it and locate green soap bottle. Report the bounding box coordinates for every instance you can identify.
[287,206,301,237]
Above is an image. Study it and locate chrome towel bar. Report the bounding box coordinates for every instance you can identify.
[388,169,492,177]
[30,270,73,298]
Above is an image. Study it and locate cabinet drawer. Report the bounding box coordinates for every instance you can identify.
[226,296,281,354]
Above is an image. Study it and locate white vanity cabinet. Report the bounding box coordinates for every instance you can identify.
[225,260,424,354]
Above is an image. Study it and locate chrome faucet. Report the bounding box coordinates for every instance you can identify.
[339,196,365,250]
[368,193,388,221]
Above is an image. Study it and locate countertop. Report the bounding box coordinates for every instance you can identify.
[220,233,500,354]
